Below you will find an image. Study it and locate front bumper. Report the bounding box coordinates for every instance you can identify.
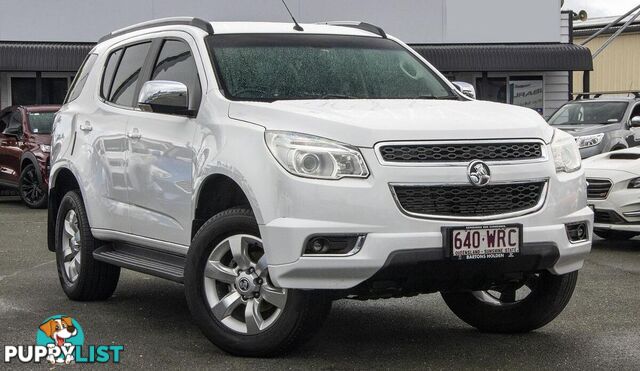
[586,170,640,232]
[259,149,592,290]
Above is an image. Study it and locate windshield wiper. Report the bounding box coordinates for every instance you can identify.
[320,94,360,99]
[416,95,460,100]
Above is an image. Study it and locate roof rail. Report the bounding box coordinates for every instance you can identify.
[319,21,387,38]
[98,17,213,43]
[574,90,640,100]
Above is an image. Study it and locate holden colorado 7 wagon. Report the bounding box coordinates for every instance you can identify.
[48,17,593,357]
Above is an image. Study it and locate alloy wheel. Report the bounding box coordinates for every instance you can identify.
[21,167,44,205]
[203,235,288,335]
[61,209,82,282]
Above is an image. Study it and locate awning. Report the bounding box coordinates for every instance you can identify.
[0,41,593,73]
[411,43,593,72]
[0,41,95,72]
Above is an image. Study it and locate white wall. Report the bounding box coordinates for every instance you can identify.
[0,0,562,44]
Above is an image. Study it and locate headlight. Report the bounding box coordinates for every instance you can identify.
[575,133,604,149]
[265,131,369,179]
[39,144,51,153]
[628,177,640,189]
[550,129,581,173]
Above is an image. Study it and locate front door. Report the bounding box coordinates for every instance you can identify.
[628,103,640,146]
[0,110,25,186]
[126,37,202,246]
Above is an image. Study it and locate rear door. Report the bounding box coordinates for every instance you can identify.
[86,41,152,234]
[125,35,203,246]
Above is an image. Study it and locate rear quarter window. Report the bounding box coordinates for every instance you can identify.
[65,53,98,103]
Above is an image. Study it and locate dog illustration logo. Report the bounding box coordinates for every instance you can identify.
[36,315,85,364]
[39,317,77,347]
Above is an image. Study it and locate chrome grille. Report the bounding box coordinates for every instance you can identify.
[379,142,542,163]
[586,179,612,200]
[392,182,546,218]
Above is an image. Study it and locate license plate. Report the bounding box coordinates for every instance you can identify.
[443,224,521,260]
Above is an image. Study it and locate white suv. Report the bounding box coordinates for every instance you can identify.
[48,18,593,357]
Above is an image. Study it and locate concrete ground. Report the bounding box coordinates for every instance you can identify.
[0,197,638,370]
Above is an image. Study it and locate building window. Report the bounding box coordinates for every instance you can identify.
[11,77,37,106]
[10,76,70,106]
[509,76,544,115]
[475,77,507,103]
[474,75,544,115]
[42,78,69,104]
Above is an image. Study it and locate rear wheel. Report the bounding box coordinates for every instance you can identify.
[441,271,578,333]
[593,229,637,240]
[185,207,331,357]
[19,164,47,209]
[55,190,120,301]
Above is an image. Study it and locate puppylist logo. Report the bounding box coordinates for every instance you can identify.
[3,315,123,365]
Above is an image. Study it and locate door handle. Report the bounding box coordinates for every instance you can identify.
[127,129,142,140]
[79,121,93,132]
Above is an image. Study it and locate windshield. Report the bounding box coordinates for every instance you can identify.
[549,101,628,126]
[27,112,56,134]
[207,34,457,102]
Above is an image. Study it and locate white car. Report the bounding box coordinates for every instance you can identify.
[47,17,592,357]
[584,147,640,239]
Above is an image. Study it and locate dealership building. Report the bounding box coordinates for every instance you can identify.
[0,0,592,118]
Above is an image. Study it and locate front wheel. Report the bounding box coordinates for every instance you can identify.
[185,208,331,357]
[441,271,578,333]
[19,164,47,209]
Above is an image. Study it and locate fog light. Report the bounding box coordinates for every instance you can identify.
[566,222,589,242]
[304,235,366,256]
[310,238,330,254]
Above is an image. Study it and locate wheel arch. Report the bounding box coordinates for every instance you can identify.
[191,173,260,240]
[47,166,83,252]
[19,152,43,183]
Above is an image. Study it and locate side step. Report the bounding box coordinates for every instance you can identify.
[93,243,186,283]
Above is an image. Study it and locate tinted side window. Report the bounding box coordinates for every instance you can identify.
[4,111,23,135]
[152,40,202,110]
[0,112,10,133]
[109,42,151,106]
[65,54,98,103]
[101,49,123,100]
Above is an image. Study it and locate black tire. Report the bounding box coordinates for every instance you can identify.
[593,229,637,240]
[55,190,120,301]
[441,271,578,333]
[185,207,332,357]
[18,164,47,209]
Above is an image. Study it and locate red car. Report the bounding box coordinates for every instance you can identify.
[0,105,60,208]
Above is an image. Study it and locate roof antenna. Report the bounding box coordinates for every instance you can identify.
[280,0,304,31]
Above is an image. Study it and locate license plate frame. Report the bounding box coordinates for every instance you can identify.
[442,224,522,260]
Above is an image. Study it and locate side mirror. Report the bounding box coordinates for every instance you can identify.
[631,116,640,128]
[452,81,476,99]
[138,80,190,116]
